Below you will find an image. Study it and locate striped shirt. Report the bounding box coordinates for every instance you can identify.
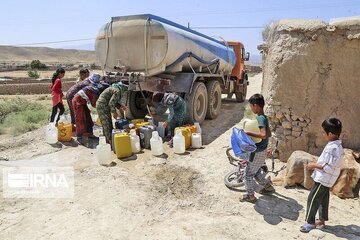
[312,140,344,187]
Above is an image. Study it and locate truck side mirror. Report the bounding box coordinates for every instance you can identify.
[244,52,250,61]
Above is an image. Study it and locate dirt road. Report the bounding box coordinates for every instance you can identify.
[0,74,359,240]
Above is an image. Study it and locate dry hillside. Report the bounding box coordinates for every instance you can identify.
[0,46,95,63]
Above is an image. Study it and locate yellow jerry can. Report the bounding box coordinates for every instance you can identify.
[57,122,72,142]
[184,124,197,134]
[131,119,145,125]
[114,132,132,159]
[134,121,149,129]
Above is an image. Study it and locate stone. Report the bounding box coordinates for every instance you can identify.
[291,115,299,121]
[285,135,296,140]
[284,113,291,122]
[292,131,302,137]
[276,127,284,135]
[299,122,308,127]
[276,112,283,119]
[292,126,302,132]
[282,121,292,129]
[284,129,292,136]
[292,121,299,126]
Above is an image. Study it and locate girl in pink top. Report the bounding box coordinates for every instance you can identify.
[50,68,65,124]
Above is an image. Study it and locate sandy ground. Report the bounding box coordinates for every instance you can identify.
[0,73,359,240]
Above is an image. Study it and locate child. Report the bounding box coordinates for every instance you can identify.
[300,117,344,233]
[240,93,274,203]
[76,68,90,82]
[50,68,65,125]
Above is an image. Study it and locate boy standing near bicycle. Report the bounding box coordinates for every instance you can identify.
[240,93,274,203]
[300,117,344,233]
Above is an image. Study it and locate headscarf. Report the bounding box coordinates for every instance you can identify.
[111,82,128,96]
[162,93,178,106]
[89,73,101,83]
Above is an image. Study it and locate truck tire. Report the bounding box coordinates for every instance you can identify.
[205,80,222,119]
[128,91,148,119]
[235,83,247,102]
[235,74,248,102]
[185,82,208,124]
[123,91,134,119]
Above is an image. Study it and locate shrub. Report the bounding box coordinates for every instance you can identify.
[28,69,40,79]
[0,98,50,135]
[30,60,47,70]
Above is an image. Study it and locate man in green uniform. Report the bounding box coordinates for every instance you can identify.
[96,82,128,144]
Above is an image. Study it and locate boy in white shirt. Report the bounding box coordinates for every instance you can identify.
[300,117,344,233]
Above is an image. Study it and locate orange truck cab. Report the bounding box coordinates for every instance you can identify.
[224,41,250,102]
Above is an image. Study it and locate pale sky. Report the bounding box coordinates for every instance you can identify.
[0,0,359,56]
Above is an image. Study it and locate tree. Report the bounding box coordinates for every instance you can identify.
[30,60,47,70]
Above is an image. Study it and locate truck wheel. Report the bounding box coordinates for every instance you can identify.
[185,82,208,124]
[235,83,247,102]
[206,80,222,119]
[128,91,148,119]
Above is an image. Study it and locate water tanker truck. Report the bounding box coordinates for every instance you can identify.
[95,14,250,123]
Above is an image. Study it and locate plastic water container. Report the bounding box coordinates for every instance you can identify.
[173,130,185,154]
[191,133,202,148]
[131,119,144,125]
[156,122,166,139]
[174,127,192,149]
[139,125,155,149]
[112,129,124,153]
[114,132,132,159]
[57,122,72,142]
[150,131,164,156]
[115,118,130,130]
[96,136,113,165]
[130,129,141,153]
[194,122,201,134]
[184,124,197,133]
[135,121,149,129]
[241,118,262,143]
[46,122,58,144]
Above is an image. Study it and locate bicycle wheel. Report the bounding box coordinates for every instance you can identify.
[224,169,245,188]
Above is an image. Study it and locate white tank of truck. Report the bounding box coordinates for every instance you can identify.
[95,14,236,77]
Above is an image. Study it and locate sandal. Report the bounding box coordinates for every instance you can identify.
[315,219,325,229]
[259,185,275,195]
[300,223,315,233]
[239,194,257,203]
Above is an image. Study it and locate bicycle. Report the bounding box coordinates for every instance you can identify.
[224,148,248,188]
[224,148,269,189]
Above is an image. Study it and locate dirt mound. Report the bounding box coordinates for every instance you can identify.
[149,165,203,199]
